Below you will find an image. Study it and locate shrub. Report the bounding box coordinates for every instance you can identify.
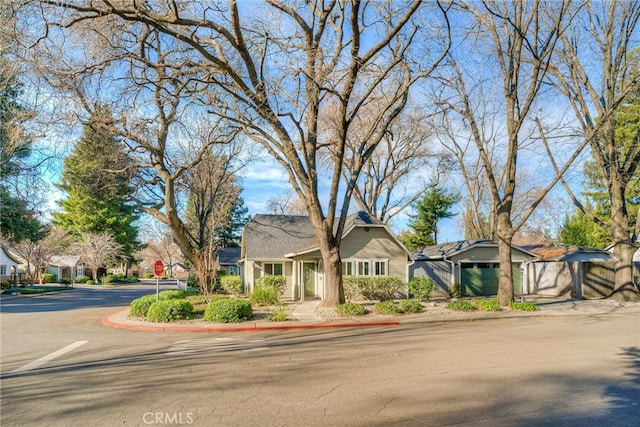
[399,299,423,313]
[475,298,500,312]
[448,283,462,298]
[60,278,72,285]
[102,275,115,285]
[336,302,366,316]
[86,280,96,285]
[130,295,158,317]
[255,275,286,296]
[250,284,280,306]
[408,277,438,301]
[187,274,198,288]
[146,299,194,322]
[159,289,187,300]
[75,275,89,284]
[447,300,477,311]
[267,307,289,322]
[509,301,539,311]
[343,276,403,301]
[220,275,243,296]
[44,273,57,283]
[143,272,155,279]
[204,298,253,323]
[1,280,12,289]
[374,299,401,314]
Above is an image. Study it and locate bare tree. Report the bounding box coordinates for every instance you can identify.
[545,1,640,301]
[136,222,182,277]
[14,228,68,285]
[266,189,308,216]
[75,232,122,281]
[28,0,451,306]
[434,1,583,306]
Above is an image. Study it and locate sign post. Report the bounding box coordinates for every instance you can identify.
[154,260,164,300]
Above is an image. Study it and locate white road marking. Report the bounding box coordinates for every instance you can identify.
[11,341,88,373]
[167,338,267,355]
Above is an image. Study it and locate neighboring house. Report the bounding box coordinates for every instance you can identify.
[218,247,241,275]
[47,255,86,282]
[240,211,413,301]
[410,240,536,297]
[0,243,23,283]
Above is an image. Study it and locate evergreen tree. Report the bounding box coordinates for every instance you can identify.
[0,68,42,243]
[400,187,459,251]
[54,106,139,260]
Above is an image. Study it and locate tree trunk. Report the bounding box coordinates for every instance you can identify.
[496,213,514,307]
[318,230,344,308]
[609,242,639,302]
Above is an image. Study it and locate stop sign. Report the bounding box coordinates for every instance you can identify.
[153,260,164,276]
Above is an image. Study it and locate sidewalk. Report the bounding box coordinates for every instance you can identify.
[101,297,640,333]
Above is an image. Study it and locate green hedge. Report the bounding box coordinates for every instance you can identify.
[44,273,57,283]
[343,276,403,301]
[146,299,194,322]
[159,289,187,300]
[336,302,366,316]
[408,277,438,301]
[399,299,423,313]
[220,275,243,296]
[255,275,286,295]
[374,300,401,314]
[130,295,158,317]
[204,298,253,323]
[75,275,89,284]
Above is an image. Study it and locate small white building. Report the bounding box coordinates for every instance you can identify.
[0,243,23,283]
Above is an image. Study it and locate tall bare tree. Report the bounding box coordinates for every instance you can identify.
[434,1,582,306]
[546,1,640,301]
[75,232,122,281]
[27,0,451,306]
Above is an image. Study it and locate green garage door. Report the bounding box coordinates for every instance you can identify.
[460,263,522,297]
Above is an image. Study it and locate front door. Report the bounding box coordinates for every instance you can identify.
[303,262,316,298]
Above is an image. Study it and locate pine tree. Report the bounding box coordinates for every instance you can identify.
[54,105,139,260]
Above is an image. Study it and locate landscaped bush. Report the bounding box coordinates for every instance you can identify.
[447,300,477,311]
[374,299,401,314]
[267,306,289,322]
[102,275,115,285]
[204,298,253,323]
[143,272,155,279]
[86,280,96,285]
[343,276,403,301]
[250,284,280,306]
[0,280,12,289]
[475,298,500,312]
[448,283,462,298]
[509,301,539,311]
[159,289,187,300]
[220,275,243,296]
[130,295,158,317]
[255,275,286,296]
[146,299,194,322]
[336,302,366,316]
[343,277,360,302]
[74,275,89,284]
[44,273,57,283]
[399,299,423,313]
[408,277,438,301]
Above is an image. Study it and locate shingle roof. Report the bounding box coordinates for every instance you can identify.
[414,240,495,260]
[242,211,386,260]
[243,215,317,260]
[525,245,610,261]
[218,247,241,265]
[49,255,82,267]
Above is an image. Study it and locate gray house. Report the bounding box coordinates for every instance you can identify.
[240,211,413,301]
[218,247,241,275]
[410,240,536,297]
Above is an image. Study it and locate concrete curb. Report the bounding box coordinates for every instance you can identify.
[101,309,400,333]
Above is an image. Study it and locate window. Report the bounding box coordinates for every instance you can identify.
[0,265,6,275]
[343,259,388,276]
[264,263,283,276]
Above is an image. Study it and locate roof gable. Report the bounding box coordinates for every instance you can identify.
[218,247,241,265]
[242,215,317,260]
[415,240,535,260]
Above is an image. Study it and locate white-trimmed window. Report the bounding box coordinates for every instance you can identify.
[263,263,283,276]
[343,259,388,276]
[0,265,6,275]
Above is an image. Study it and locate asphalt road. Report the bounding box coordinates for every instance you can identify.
[1,285,638,427]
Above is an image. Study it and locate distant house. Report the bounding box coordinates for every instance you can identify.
[0,243,23,283]
[239,211,413,301]
[218,247,241,275]
[410,240,536,297]
[47,255,86,282]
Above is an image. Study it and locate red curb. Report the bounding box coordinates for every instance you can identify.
[101,309,400,333]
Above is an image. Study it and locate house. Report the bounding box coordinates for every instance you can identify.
[409,240,536,297]
[239,211,413,301]
[0,243,23,284]
[218,247,241,275]
[47,255,86,282]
